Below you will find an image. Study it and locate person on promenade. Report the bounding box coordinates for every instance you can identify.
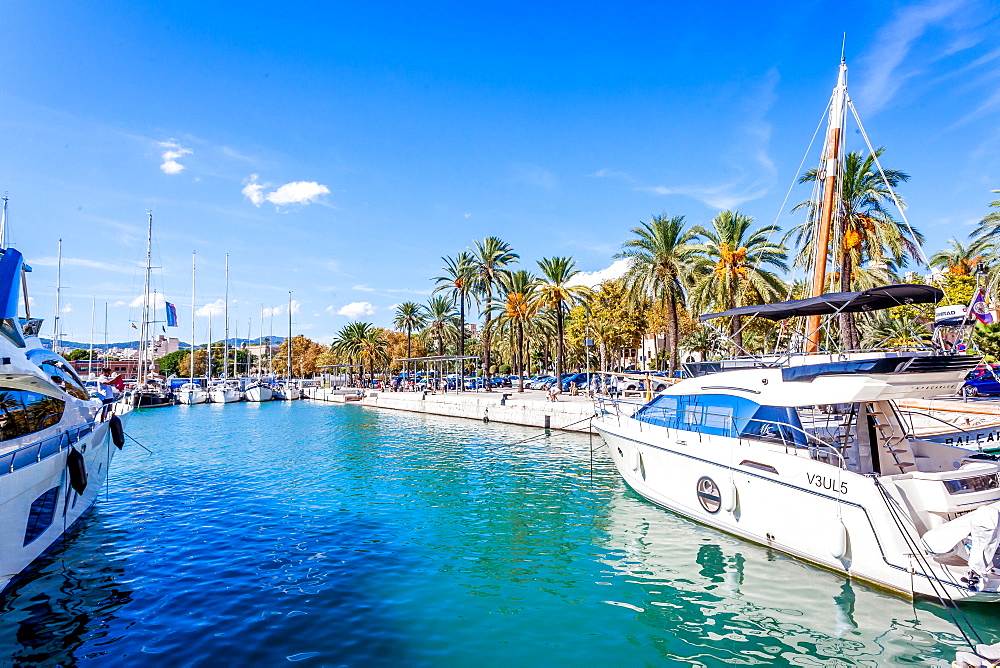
[548,383,560,402]
[607,374,619,400]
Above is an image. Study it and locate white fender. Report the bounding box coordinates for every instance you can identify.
[722,481,738,513]
[830,519,849,560]
[630,446,641,473]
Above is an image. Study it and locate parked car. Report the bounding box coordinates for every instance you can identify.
[959,366,1000,397]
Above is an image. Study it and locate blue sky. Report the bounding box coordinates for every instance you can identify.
[1,0,998,345]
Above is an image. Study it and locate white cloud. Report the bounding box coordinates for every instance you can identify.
[111,300,127,308]
[242,174,330,208]
[262,305,284,317]
[130,293,168,309]
[337,301,376,319]
[290,299,301,315]
[196,298,226,317]
[27,297,35,308]
[569,259,631,288]
[158,139,193,174]
[352,284,375,292]
[60,303,72,314]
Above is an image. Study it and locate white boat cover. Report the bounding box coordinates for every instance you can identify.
[923,502,1000,577]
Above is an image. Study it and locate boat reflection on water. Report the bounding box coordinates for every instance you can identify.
[0,515,132,666]
[597,490,996,665]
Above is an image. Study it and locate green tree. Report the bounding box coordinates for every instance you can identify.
[689,210,788,352]
[930,238,982,277]
[616,214,695,373]
[488,270,537,392]
[156,349,189,376]
[566,278,646,378]
[471,237,519,390]
[433,252,476,363]
[970,190,1000,253]
[66,348,91,361]
[789,149,921,350]
[420,295,458,357]
[393,302,428,377]
[532,257,591,380]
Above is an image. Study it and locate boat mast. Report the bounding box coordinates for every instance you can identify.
[88,296,96,379]
[0,194,8,248]
[223,253,229,379]
[207,315,213,383]
[190,251,197,382]
[247,318,252,377]
[140,212,153,383]
[52,239,62,353]
[287,291,293,381]
[805,59,848,353]
[258,304,264,380]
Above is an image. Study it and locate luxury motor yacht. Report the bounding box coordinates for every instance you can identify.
[0,247,132,592]
[209,380,242,403]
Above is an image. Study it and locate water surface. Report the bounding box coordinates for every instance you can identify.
[1,401,997,666]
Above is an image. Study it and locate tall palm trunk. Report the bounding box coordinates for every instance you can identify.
[555,305,565,379]
[840,254,859,350]
[483,286,493,390]
[406,325,412,379]
[517,322,525,392]
[667,293,680,374]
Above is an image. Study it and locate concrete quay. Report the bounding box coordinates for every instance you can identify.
[304,387,608,433]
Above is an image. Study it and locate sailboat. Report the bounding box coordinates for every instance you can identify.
[0,197,132,592]
[281,291,301,400]
[177,251,208,405]
[208,254,242,404]
[244,308,273,402]
[131,213,174,408]
[593,59,1000,603]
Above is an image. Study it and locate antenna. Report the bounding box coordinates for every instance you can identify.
[0,194,8,248]
[841,33,846,62]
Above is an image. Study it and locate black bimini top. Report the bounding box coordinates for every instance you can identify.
[699,284,944,323]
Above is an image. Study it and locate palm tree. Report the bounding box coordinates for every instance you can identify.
[930,239,982,277]
[421,296,459,357]
[689,210,788,352]
[970,190,1000,253]
[789,149,921,350]
[489,270,537,392]
[393,302,428,380]
[616,214,696,374]
[332,321,374,385]
[359,328,391,382]
[470,237,519,389]
[433,252,476,380]
[532,257,591,381]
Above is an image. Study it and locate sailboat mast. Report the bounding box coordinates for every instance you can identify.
[805,59,848,353]
[140,213,153,382]
[0,195,8,248]
[52,239,62,353]
[258,304,264,380]
[223,254,229,379]
[287,292,293,381]
[190,252,197,381]
[88,296,96,378]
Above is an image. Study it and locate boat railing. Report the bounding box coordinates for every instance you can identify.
[895,409,975,438]
[598,397,846,469]
[0,422,96,476]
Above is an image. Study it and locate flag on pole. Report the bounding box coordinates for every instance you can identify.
[131,322,138,330]
[971,290,994,325]
[165,302,178,327]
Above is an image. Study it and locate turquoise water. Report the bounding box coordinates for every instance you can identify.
[1,401,998,666]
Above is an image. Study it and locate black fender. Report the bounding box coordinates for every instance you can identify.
[109,415,125,449]
[67,447,87,495]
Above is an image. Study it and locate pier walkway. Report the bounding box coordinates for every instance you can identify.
[304,387,619,433]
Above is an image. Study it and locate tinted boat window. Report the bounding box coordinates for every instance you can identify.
[23,486,60,546]
[635,393,804,442]
[0,389,65,441]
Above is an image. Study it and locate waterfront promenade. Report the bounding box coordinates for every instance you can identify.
[304,387,631,433]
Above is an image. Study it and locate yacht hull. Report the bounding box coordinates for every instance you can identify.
[594,413,1000,602]
[209,388,242,403]
[176,389,209,405]
[244,386,273,402]
[0,408,130,593]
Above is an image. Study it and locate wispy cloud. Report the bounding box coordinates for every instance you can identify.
[512,163,556,190]
[196,298,226,317]
[158,139,193,174]
[335,301,376,319]
[588,168,635,181]
[856,0,967,113]
[32,256,140,275]
[242,174,330,208]
[352,284,375,292]
[642,69,779,210]
[568,259,631,288]
[131,293,169,309]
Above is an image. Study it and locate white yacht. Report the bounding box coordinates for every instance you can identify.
[209,380,242,403]
[0,246,132,592]
[595,285,1000,602]
[176,381,208,405]
[244,381,273,402]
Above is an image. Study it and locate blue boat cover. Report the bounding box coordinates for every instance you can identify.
[0,249,24,320]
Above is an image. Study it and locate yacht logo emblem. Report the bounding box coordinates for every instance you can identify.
[696,476,721,514]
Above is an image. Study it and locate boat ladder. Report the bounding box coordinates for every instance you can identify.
[869,404,914,472]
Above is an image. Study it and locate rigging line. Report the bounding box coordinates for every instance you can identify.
[873,478,984,649]
[847,98,932,271]
[737,97,833,310]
